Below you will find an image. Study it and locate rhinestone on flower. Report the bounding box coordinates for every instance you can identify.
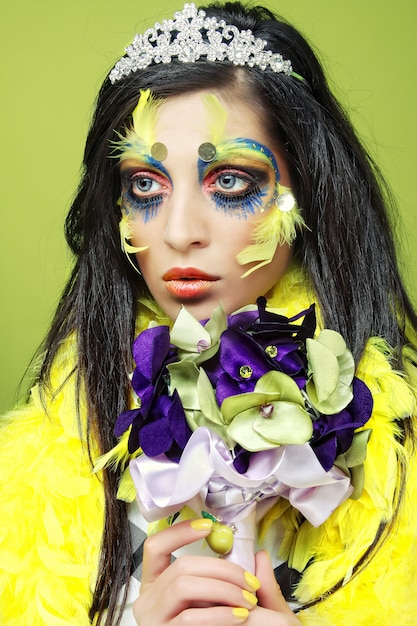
[265,345,278,358]
[239,365,253,379]
[197,339,210,353]
[109,3,295,83]
[260,404,274,419]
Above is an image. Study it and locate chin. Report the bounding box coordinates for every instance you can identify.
[171,300,221,322]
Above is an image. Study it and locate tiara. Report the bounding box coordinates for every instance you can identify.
[109,3,296,84]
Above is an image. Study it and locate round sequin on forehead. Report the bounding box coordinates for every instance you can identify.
[151,142,168,161]
[198,142,217,162]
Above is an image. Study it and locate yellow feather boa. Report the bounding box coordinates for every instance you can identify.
[264,268,417,624]
[1,265,416,624]
[0,339,105,625]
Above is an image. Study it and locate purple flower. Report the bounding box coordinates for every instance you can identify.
[232,445,252,473]
[310,377,373,471]
[139,391,192,461]
[113,325,185,456]
[204,300,314,404]
[130,325,175,415]
[115,391,192,458]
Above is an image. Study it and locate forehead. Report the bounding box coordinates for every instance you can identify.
[152,90,270,145]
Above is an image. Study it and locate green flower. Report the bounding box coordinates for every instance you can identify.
[169,304,227,364]
[167,360,235,447]
[306,329,355,414]
[220,371,313,452]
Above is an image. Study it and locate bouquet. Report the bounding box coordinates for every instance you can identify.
[115,298,373,572]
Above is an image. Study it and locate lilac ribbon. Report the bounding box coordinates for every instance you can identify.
[130,427,353,573]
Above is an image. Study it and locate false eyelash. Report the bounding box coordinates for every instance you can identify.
[124,187,164,223]
[212,186,266,217]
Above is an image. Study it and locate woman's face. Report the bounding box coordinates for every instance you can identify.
[119,90,292,321]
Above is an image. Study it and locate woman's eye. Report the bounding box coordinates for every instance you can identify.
[204,167,267,216]
[214,171,254,195]
[120,168,170,221]
[131,175,163,196]
[216,173,249,193]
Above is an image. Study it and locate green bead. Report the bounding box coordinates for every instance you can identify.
[206,522,234,555]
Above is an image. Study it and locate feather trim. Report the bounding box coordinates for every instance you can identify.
[296,430,417,625]
[0,338,105,625]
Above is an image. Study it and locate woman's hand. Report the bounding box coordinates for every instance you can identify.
[251,550,302,625]
[133,519,302,625]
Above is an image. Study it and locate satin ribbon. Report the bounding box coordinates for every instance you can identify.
[130,427,353,572]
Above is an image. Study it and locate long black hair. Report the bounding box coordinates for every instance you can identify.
[34,2,417,623]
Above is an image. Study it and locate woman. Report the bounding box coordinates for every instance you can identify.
[1,2,416,625]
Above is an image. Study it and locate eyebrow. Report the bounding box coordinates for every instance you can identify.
[212,138,277,165]
[118,146,171,181]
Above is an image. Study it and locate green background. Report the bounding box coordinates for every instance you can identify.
[1,0,416,413]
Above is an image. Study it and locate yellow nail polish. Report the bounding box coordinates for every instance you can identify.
[244,570,261,591]
[242,589,258,606]
[190,518,213,531]
[232,607,249,620]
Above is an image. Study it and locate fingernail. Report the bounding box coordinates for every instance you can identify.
[232,607,249,621]
[190,518,213,531]
[244,571,261,591]
[242,589,258,606]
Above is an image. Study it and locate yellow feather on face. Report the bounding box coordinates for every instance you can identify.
[116,88,163,161]
[132,88,161,145]
[236,185,305,277]
[119,213,149,254]
[201,93,228,145]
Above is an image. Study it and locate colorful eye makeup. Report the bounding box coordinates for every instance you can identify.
[119,137,280,223]
[120,158,172,223]
[199,138,280,218]
[202,165,267,216]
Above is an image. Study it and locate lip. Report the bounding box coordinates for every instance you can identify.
[163,267,219,299]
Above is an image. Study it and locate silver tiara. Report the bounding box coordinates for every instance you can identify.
[109,3,295,84]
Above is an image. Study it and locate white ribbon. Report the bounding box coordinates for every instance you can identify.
[130,427,352,572]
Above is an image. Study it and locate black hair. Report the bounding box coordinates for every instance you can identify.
[33,2,417,623]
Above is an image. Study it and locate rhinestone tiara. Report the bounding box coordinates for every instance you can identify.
[109,3,296,84]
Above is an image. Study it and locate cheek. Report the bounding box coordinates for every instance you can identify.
[266,243,293,281]
[128,218,156,246]
[225,217,258,250]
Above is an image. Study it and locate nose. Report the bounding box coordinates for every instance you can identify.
[163,183,210,251]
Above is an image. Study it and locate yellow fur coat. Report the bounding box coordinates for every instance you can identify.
[1,272,416,624]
